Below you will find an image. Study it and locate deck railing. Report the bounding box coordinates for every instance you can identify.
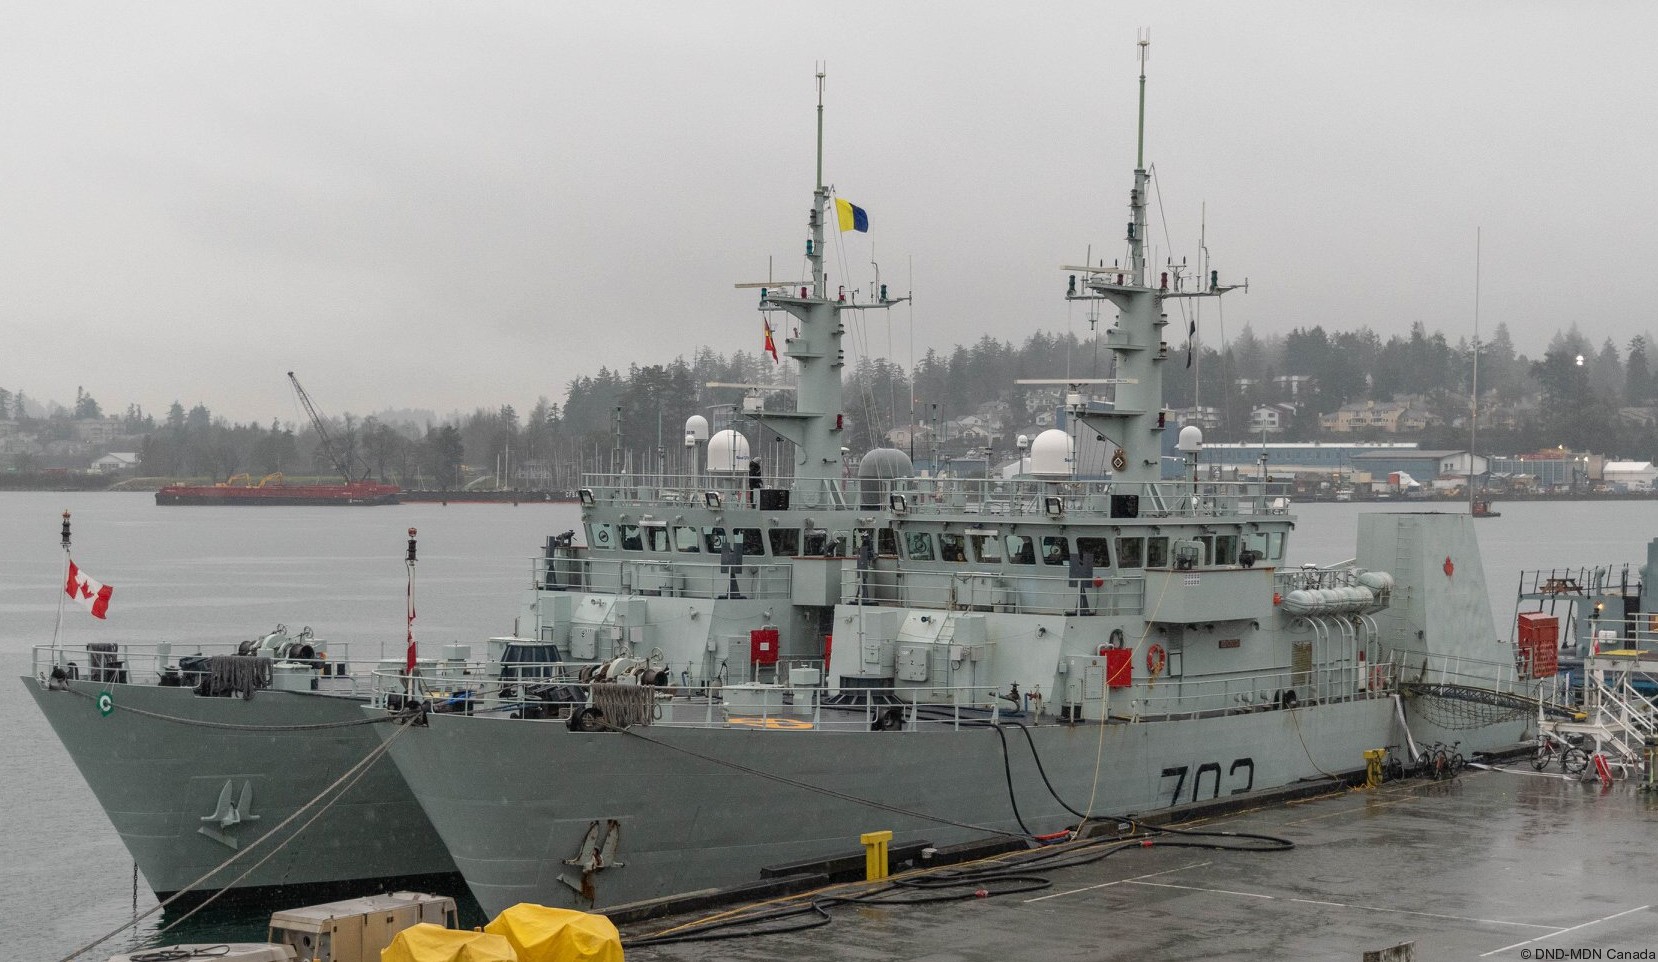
[574,471,1294,522]
[29,641,378,696]
[368,656,1394,731]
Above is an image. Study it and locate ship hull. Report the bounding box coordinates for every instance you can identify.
[24,677,456,904]
[378,697,1399,917]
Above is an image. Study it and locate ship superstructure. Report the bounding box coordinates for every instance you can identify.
[370,53,1535,918]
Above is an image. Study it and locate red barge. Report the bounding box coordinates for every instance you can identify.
[155,478,399,506]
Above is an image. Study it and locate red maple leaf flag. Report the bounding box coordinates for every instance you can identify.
[65,560,114,619]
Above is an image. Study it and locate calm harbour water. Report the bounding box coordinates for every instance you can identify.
[2,491,1651,957]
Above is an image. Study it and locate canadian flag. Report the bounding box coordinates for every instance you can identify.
[65,561,114,619]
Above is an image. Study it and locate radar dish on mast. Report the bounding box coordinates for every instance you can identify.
[1029,429,1073,478]
[706,430,752,473]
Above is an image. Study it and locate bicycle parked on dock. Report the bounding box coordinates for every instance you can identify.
[1531,730,1591,775]
[1380,742,1463,782]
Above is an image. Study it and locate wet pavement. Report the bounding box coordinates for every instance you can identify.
[620,766,1658,961]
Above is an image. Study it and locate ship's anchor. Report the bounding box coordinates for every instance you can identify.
[559,819,624,902]
[198,779,260,849]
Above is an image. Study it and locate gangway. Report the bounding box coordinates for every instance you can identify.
[1538,648,1658,779]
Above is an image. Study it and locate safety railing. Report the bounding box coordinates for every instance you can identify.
[1122,661,1395,721]
[571,471,1294,522]
[370,664,1022,732]
[29,639,376,695]
[883,477,1293,521]
[368,655,1396,731]
[842,567,1147,616]
[1388,648,1532,697]
[542,557,795,601]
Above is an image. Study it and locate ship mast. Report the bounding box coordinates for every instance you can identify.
[1132,32,1149,288]
[1062,33,1242,487]
[1469,227,1481,514]
[733,68,907,510]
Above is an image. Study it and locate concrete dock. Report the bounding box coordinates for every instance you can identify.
[621,766,1658,961]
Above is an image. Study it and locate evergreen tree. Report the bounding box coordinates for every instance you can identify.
[1626,335,1651,405]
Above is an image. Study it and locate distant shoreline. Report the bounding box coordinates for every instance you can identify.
[0,480,577,503]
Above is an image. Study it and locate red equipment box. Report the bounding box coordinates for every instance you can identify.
[750,627,780,665]
[1104,647,1133,688]
[1516,611,1559,678]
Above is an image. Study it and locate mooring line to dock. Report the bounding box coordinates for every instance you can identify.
[54,709,420,962]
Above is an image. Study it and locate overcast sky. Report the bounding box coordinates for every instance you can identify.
[3,2,1653,424]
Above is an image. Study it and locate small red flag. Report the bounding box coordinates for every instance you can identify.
[65,560,114,619]
[405,577,417,673]
[763,318,779,363]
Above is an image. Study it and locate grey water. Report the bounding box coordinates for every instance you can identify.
[0,492,1647,958]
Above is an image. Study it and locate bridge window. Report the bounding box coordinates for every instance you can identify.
[905,532,935,561]
[642,525,670,552]
[590,523,616,551]
[673,526,700,551]
[620,524,643,551]
[939,532,967,562]
[1077,536,1112,570]
[1041,536,1069,565]
[1213,534,1239,565]
[1246,530,1285,562]
[769,527,800,556]
[1005,534,1036,565]
[969,532,1002,564]
[702,527,726,553]
[1147,536,1169,568]
[1114,537,1142,569]
[734,528,765,555]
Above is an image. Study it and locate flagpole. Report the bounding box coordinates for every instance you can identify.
[405,527,418,698]
[53,510,71,656]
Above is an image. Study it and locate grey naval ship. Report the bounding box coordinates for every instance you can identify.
[24,621,458,906]
[369,54,1538,919]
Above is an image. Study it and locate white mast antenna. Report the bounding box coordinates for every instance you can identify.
[1469,227,1481,515]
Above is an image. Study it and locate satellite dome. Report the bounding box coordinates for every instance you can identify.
[684,415,710,442]
[706,429,751,473]
[1177,424,1204,453]
[857,447,916,509]
[1028,429,1073,478]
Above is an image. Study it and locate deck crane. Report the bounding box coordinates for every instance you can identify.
[288,371,363,483]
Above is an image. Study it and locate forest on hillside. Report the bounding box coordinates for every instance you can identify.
[6,319,1653,488]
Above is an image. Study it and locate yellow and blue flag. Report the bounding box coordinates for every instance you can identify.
[834,198,869,233]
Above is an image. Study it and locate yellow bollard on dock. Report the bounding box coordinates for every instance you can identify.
[860,830,894,881]
[1363,749,1385,789]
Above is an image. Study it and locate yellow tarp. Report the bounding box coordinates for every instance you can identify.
[484,903,623,962]
[381,923,518,962]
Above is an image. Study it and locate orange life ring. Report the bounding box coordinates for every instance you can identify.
[1146,643,1167,675]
